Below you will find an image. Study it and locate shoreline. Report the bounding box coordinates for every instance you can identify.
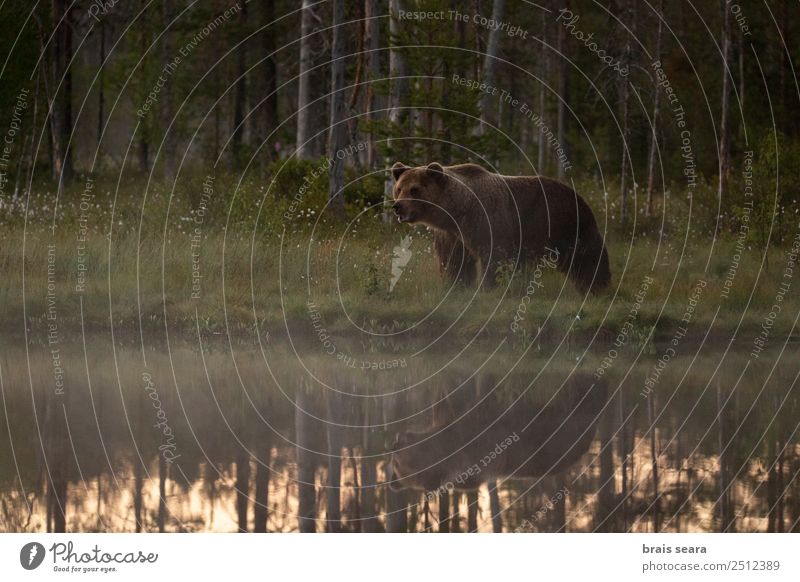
[6,314,799,354]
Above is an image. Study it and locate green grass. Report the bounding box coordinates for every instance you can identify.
[2,174,798,344]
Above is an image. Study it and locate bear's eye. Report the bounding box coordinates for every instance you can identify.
[409,186,420,199]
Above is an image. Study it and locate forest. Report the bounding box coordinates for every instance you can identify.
[1,1,799,338]
[1,1,800,535]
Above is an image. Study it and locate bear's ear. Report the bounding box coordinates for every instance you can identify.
[392,162,410,181]
[426,162,446,183]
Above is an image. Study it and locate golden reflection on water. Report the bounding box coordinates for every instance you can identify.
[2,341,799,533]
[3,441,796,532]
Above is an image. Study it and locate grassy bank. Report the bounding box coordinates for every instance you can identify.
[2,173,798,345]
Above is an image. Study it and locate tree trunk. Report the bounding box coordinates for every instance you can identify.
[44,398,69,533]
[478,0,505,135]
[384,394,408,532]
[488,481,502,532]
[595,407,615,531]
[646,0,663,218]
[619,391,630,531]
[325,395,343,532]
[158,454,167,532]
[780,0,793,134]
[48,473,67,533]
[438,490,451,532]
[134,461,143,532]
[235,451,251,532]
[388,0,409,153]
[60,0,73,182]
[556,0,569,180]
[360,404,379,532]
[717,381,733,532]
[296,0,316,159]
[766,436,777,532]
[47,406,69,533]
[648,393,660,532]
[232,1,248,167]
[467,489,478,532]
[253,440,272,533]
[348,1,366,169]
[537,4,548,173]
[619,0,635,229]
[777,443,785,532]
[365,0,382,170]
[296,391,317,532]
[20,71,41,198]
[46,0,72,187]
[328,0,347,218]
[97,20,106,151]
[737,20,744,140]
[451,493,461,532]
[162,0,175,179]
[717,0,732,205]
[441,55,452,164]
[386,488,408,532]
[262,0,278,165]
[138,0,150,173]
[383,0,410,220]
[550,476,567,533]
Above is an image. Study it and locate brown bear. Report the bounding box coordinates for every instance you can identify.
[387,373,608,493]
[391,162,611,293]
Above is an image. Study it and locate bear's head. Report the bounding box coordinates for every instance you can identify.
[390,162,458,230]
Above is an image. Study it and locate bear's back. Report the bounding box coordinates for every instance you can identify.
[445,163,489,177]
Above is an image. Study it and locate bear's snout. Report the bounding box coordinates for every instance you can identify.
[392,201,414,222]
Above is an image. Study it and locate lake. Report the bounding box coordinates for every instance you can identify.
[1,331,798,533]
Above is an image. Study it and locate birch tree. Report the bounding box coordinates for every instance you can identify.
[556,0,569,180]
[388,0,409,152]
[261,0,278,165]
[384,0,409,219]
[646,0,664,218]
[618,0,636,228]
[478,0,505,135]
[231,2,248,166]
[717,0,732,205]
[538,4,548,173]
[162,0,175,178]
[296,0,316,159]
[328,0,347,218]
[365,0,382,170]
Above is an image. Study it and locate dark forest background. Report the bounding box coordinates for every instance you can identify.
[0,0,799,239]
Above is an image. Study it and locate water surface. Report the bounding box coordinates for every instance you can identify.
[1,333,798,533]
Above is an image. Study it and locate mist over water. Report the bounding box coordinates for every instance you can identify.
[2,334,797,533]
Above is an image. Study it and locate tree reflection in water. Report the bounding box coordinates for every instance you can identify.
[1,338,799,533]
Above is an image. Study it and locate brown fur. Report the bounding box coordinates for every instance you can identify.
[387,374,607,492]
[391,162,611,292]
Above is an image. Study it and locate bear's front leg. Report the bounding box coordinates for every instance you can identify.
[477,253,502,289]
[477,245,516,289]
[433,231,478,286]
